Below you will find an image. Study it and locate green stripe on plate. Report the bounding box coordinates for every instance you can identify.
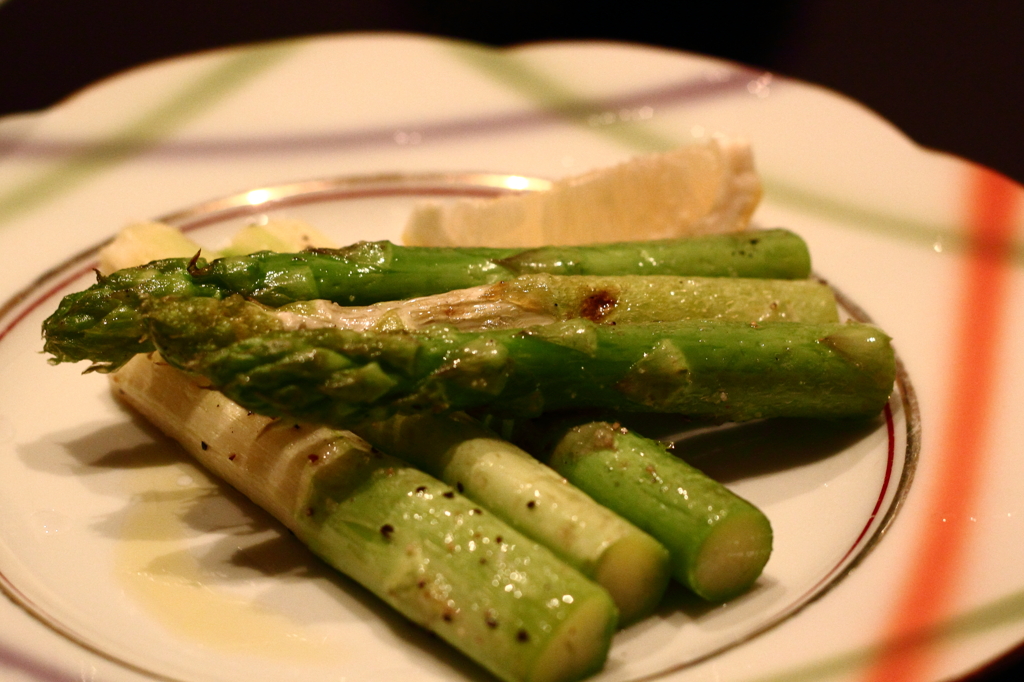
[765,178,956,249]
[451,42,678,153]
[765,179,1024,267]
[746,587,1024,682]
[452,43,1023,262]
[0,40,298,228]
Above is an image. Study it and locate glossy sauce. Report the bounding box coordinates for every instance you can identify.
[114,460,344,662]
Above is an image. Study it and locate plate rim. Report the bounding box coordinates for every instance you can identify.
[0,171,921,682]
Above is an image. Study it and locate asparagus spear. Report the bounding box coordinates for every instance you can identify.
[111,355,618,682]
[43,228,811,371]
[75,269,830,362]
[143,296,895,427]
[268,273,837,334]
[513,418,772,602]
[497,228,809,279]
[354,412,671,624]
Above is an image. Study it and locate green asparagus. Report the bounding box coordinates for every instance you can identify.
[221,272,836,337]
[43,229,811,371]
[354,412,671,624]
[312,273,833,332]
[111,356,618,682]
[496,228,809,279]
[513,418,773,601]
[45,169,887,682]
[141,295,895,427]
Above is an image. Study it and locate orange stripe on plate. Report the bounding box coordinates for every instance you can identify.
[865,167,1022,681]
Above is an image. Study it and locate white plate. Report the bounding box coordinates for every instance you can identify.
[0,33,1021,682]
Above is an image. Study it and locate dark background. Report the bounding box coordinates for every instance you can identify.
[1,1,1023,680]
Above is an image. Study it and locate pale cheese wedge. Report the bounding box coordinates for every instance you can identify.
[403,136,761,247]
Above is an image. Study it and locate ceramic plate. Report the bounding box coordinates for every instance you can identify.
[0,33,1021,682]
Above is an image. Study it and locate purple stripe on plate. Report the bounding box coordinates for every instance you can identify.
[0,639,82,682]
[5,69,756,160]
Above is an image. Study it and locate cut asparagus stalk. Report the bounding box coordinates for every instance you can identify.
[110,355,617,682]
[354,412,671,624]
[43,228,811,371]
[515,419,772,601]
[144,296,896,427]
